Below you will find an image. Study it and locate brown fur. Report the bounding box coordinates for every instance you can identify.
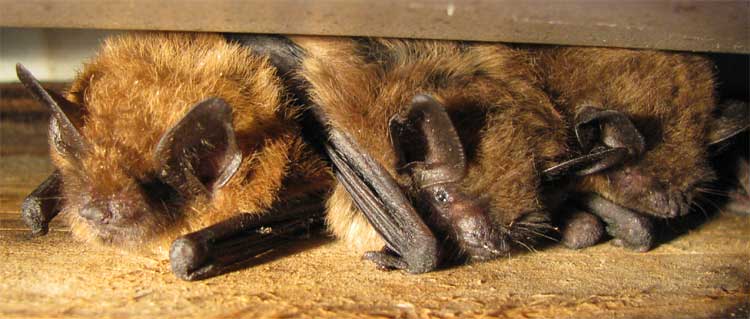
[532,47,717,218]
[53,32,330,258]
[294,37,568,253]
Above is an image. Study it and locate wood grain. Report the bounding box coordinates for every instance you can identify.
[0,1,748,53]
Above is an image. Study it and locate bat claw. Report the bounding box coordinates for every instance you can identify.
[363,249,409,272]
[610,237,650,252]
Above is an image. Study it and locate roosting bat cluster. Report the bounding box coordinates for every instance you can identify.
[17,32,749,280]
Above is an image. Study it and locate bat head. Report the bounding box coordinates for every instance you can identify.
[536,47,746,220]
[573,100,748,218]
[14,32,293,253]
[18,63,242,247]
[392,94,559,261]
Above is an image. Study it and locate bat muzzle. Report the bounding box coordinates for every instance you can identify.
[420,183,509,261]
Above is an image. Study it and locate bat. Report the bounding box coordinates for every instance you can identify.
[17,32,332,281]
[532,47,749,251]
[264,36,608,273]
[709,105,749,215]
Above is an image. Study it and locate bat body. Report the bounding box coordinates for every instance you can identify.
[291,37,569,271]
[533,47,748,250]
[19,32,331,280]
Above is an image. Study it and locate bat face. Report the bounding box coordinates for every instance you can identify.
[538,47,720,219]
[57,156,180,246]
[296,37,567,265]
[20,32,327,258]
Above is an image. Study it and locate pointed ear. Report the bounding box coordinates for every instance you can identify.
[572,106,645,175]
[707,100,749,146]
[16,63,88,159]
[154,98,242,198]
[544,106,646,179]
[389,94,466,187]
[575,106,645,156]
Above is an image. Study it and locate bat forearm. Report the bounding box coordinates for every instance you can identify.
[170,194,327,281]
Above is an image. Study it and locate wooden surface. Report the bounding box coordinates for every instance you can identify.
[1,84,749,318]
[1,0,748,54]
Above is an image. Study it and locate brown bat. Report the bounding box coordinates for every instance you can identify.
[532,47,749,251]
[262,36,598,273]
[18,32,332,281]
[234,36,641,273]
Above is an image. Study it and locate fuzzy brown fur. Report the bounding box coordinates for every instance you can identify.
[53,32,330,258]
[294,37,568,254]
[533,47,717,218]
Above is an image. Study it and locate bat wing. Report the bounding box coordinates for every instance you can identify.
[171,193,327,280]
[318,108,440,274]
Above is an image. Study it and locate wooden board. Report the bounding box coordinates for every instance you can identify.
[1,0,748,54]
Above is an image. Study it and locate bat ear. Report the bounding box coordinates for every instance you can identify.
[543,106,645,179]
[16,63,88,160]
[154,98,242,198]
[389,94,466,187]
[706,100,749,146]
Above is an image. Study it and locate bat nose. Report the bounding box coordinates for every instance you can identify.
[79,204,111,224]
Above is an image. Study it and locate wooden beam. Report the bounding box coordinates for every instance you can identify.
[1,0,748,54]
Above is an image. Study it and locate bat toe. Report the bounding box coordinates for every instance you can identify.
[561,211,605,249]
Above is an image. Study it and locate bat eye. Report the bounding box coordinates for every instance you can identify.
[139,177,182,206]
[434,188,451,204]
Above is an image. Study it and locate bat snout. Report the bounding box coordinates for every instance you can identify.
[79,203,113,225]
[79,198,143,226]
[611,168,691,218]
[453,214,509,261]
[462,232,509,261]
[653,190,690,218]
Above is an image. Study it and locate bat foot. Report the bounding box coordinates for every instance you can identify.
[362,248,409,272]
[560,211,605,249]
[602,214,654,252]
[610,237,650,252]
[578,193,655,252]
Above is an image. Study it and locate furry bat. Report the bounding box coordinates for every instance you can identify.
[17,32,331,281]
[532,47,749,251]
[262,36,585,273]
[709,109,749,215]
